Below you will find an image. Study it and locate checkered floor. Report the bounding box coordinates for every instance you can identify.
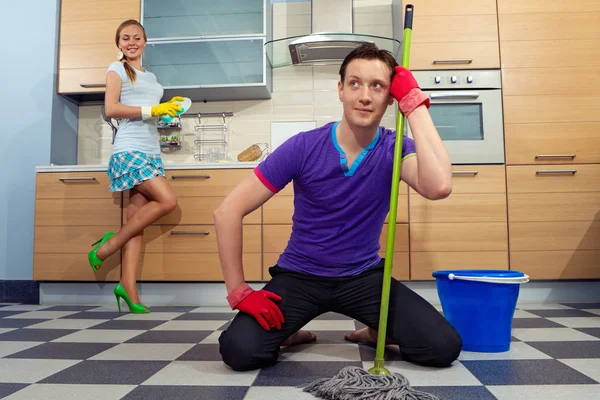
[1,302,599,399]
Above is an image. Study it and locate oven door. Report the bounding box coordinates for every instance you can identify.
[405,89,505,164]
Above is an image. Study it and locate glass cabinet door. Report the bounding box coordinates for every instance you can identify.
[429,103,484,141]
[142,38,265,87]
[143,0,265,39]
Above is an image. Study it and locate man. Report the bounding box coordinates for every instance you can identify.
[213,43,462,372]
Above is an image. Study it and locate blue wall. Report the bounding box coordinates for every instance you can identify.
[0,0,78,280]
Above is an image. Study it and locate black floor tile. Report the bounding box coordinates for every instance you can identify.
[61,312,122,320]
[88,320,165,331]
[413,386,497,400]
[0,318,47,329]
[577,328,600,339]
[0,328,75,342]
[0,383,29,398]
[512,318,566,329]
[40,360,170,385]
[125,330,212,344]
[174,313,235,321]
[6,342,117,360]
[176,344,221,361]
[527,309,597,318]
[253,361,363,387]
[41,306,100,312]
[527,341,600,359]
[123,386,248,400]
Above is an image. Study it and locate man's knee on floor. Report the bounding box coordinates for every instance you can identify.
[218,329,275,371]
[427,327,462,367]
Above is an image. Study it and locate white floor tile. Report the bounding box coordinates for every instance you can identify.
[547,317,600,328]
[488,385,600,400]
[4,384,136,400]
[458,342,552,361]
[512,328,600,342]
[560,359,600,383]
[4,311,78,320]
[189,307,234,313]
[583,309,600,316]
[517,303,573,310]
[513,310,541,318]
[0,359,80,383]
[0,342,44,358]
[89,343,194,361]
[199,331,222,344]
[244,386,316,400]
[0,305,53,311]
[0,328,17,335]
[361,361,481,386]
[141,361,259,386]
[27,319,106,330]
[301,320,356,331]
[152,320,228,331]
[52,329,145,343]
[115,312,183,321]
[279,344,361,362]
[84,306,119,312]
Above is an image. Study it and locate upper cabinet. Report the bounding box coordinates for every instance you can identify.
[57,0,272,104]
[407,0,500,70]
[57,0,141,103]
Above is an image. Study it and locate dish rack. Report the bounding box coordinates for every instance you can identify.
[189,112,233,162]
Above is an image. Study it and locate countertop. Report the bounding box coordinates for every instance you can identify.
[35,162,260,173]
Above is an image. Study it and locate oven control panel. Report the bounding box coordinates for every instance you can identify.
[413,70,502,90]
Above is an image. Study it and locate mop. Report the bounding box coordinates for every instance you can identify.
[303,5,440,400]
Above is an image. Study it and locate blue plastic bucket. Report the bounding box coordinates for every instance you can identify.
[432,270,529,353]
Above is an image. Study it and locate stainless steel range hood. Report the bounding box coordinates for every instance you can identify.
[266,0,403,68]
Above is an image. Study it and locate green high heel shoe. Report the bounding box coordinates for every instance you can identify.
[88,232,115,272]
[114,283,150,314]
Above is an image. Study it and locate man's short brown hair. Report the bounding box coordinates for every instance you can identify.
[339,42,399,84]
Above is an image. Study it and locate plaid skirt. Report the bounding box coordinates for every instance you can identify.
[107,151,165,192]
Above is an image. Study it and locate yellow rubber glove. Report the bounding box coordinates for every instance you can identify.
[150,102,182,118]
[168,96,185,103]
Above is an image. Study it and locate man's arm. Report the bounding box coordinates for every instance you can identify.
[400,105,452,200]
[213,172,275,294]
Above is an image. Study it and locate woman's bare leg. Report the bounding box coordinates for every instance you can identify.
[96,176,177,260]
[119,188,149,305]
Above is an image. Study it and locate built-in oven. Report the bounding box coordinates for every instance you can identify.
[406,70,504,164]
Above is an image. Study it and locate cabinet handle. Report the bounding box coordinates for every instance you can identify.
[432,59,473,64]
[535,154,576,159]
[58,177,97,182]
[171,174,211,180]
[171,231,210,235]
[79,83,106,88]
[535,170,577,175]
[452,170,478,176]
[430,92,480,99]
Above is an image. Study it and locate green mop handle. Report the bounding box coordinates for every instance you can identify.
[371,4,414,375]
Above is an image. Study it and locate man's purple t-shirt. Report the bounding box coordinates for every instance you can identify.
[255,121,416,277]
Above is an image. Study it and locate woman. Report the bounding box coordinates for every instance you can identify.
[88,19,182,313]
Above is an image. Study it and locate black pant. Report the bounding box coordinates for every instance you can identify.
[219,261,462,371]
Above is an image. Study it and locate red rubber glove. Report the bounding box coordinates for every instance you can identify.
[227,283,285,331]
[389,66,430,116]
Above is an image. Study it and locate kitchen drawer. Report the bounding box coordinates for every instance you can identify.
[503,95,600,124]
[503,67,600,96]
[33,253,121,281]
[507,165,600,194]
[138,252,261,281]
[34,226,122,253]
[510,250,600,280]
[36,172,113,199]
[411,251,508,280]
[35,198,121,226]
[412,15,498,44]
[262,252,409,281]
[411,41,500,70]
[505,122,600,165]
[58,68,107,93]
[447,166,506,194]
[498,0,600,14]
[59,45,116,70]
[500,40,600,69]
[499,13,600,42]
[263,224,408,253]
[508,192,600,222]
[410,194,507,223]
[60,0,140,22]
[409,0,497,16]
[164,169,254,197]
[263,193,409,224]
[141,225,261,253]
[123,196,261,225]
[60,19,131,46]
[510,221,600,252]
[410,222,508,252]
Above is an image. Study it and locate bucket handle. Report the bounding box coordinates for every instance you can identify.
[448,273,530,284]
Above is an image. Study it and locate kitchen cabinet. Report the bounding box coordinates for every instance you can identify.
[57,0,141,102]
[507,165,600,280]
[409,166,509,280]
[498,0,600,165]
[33,172,122,281]
[407,0,500,70]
